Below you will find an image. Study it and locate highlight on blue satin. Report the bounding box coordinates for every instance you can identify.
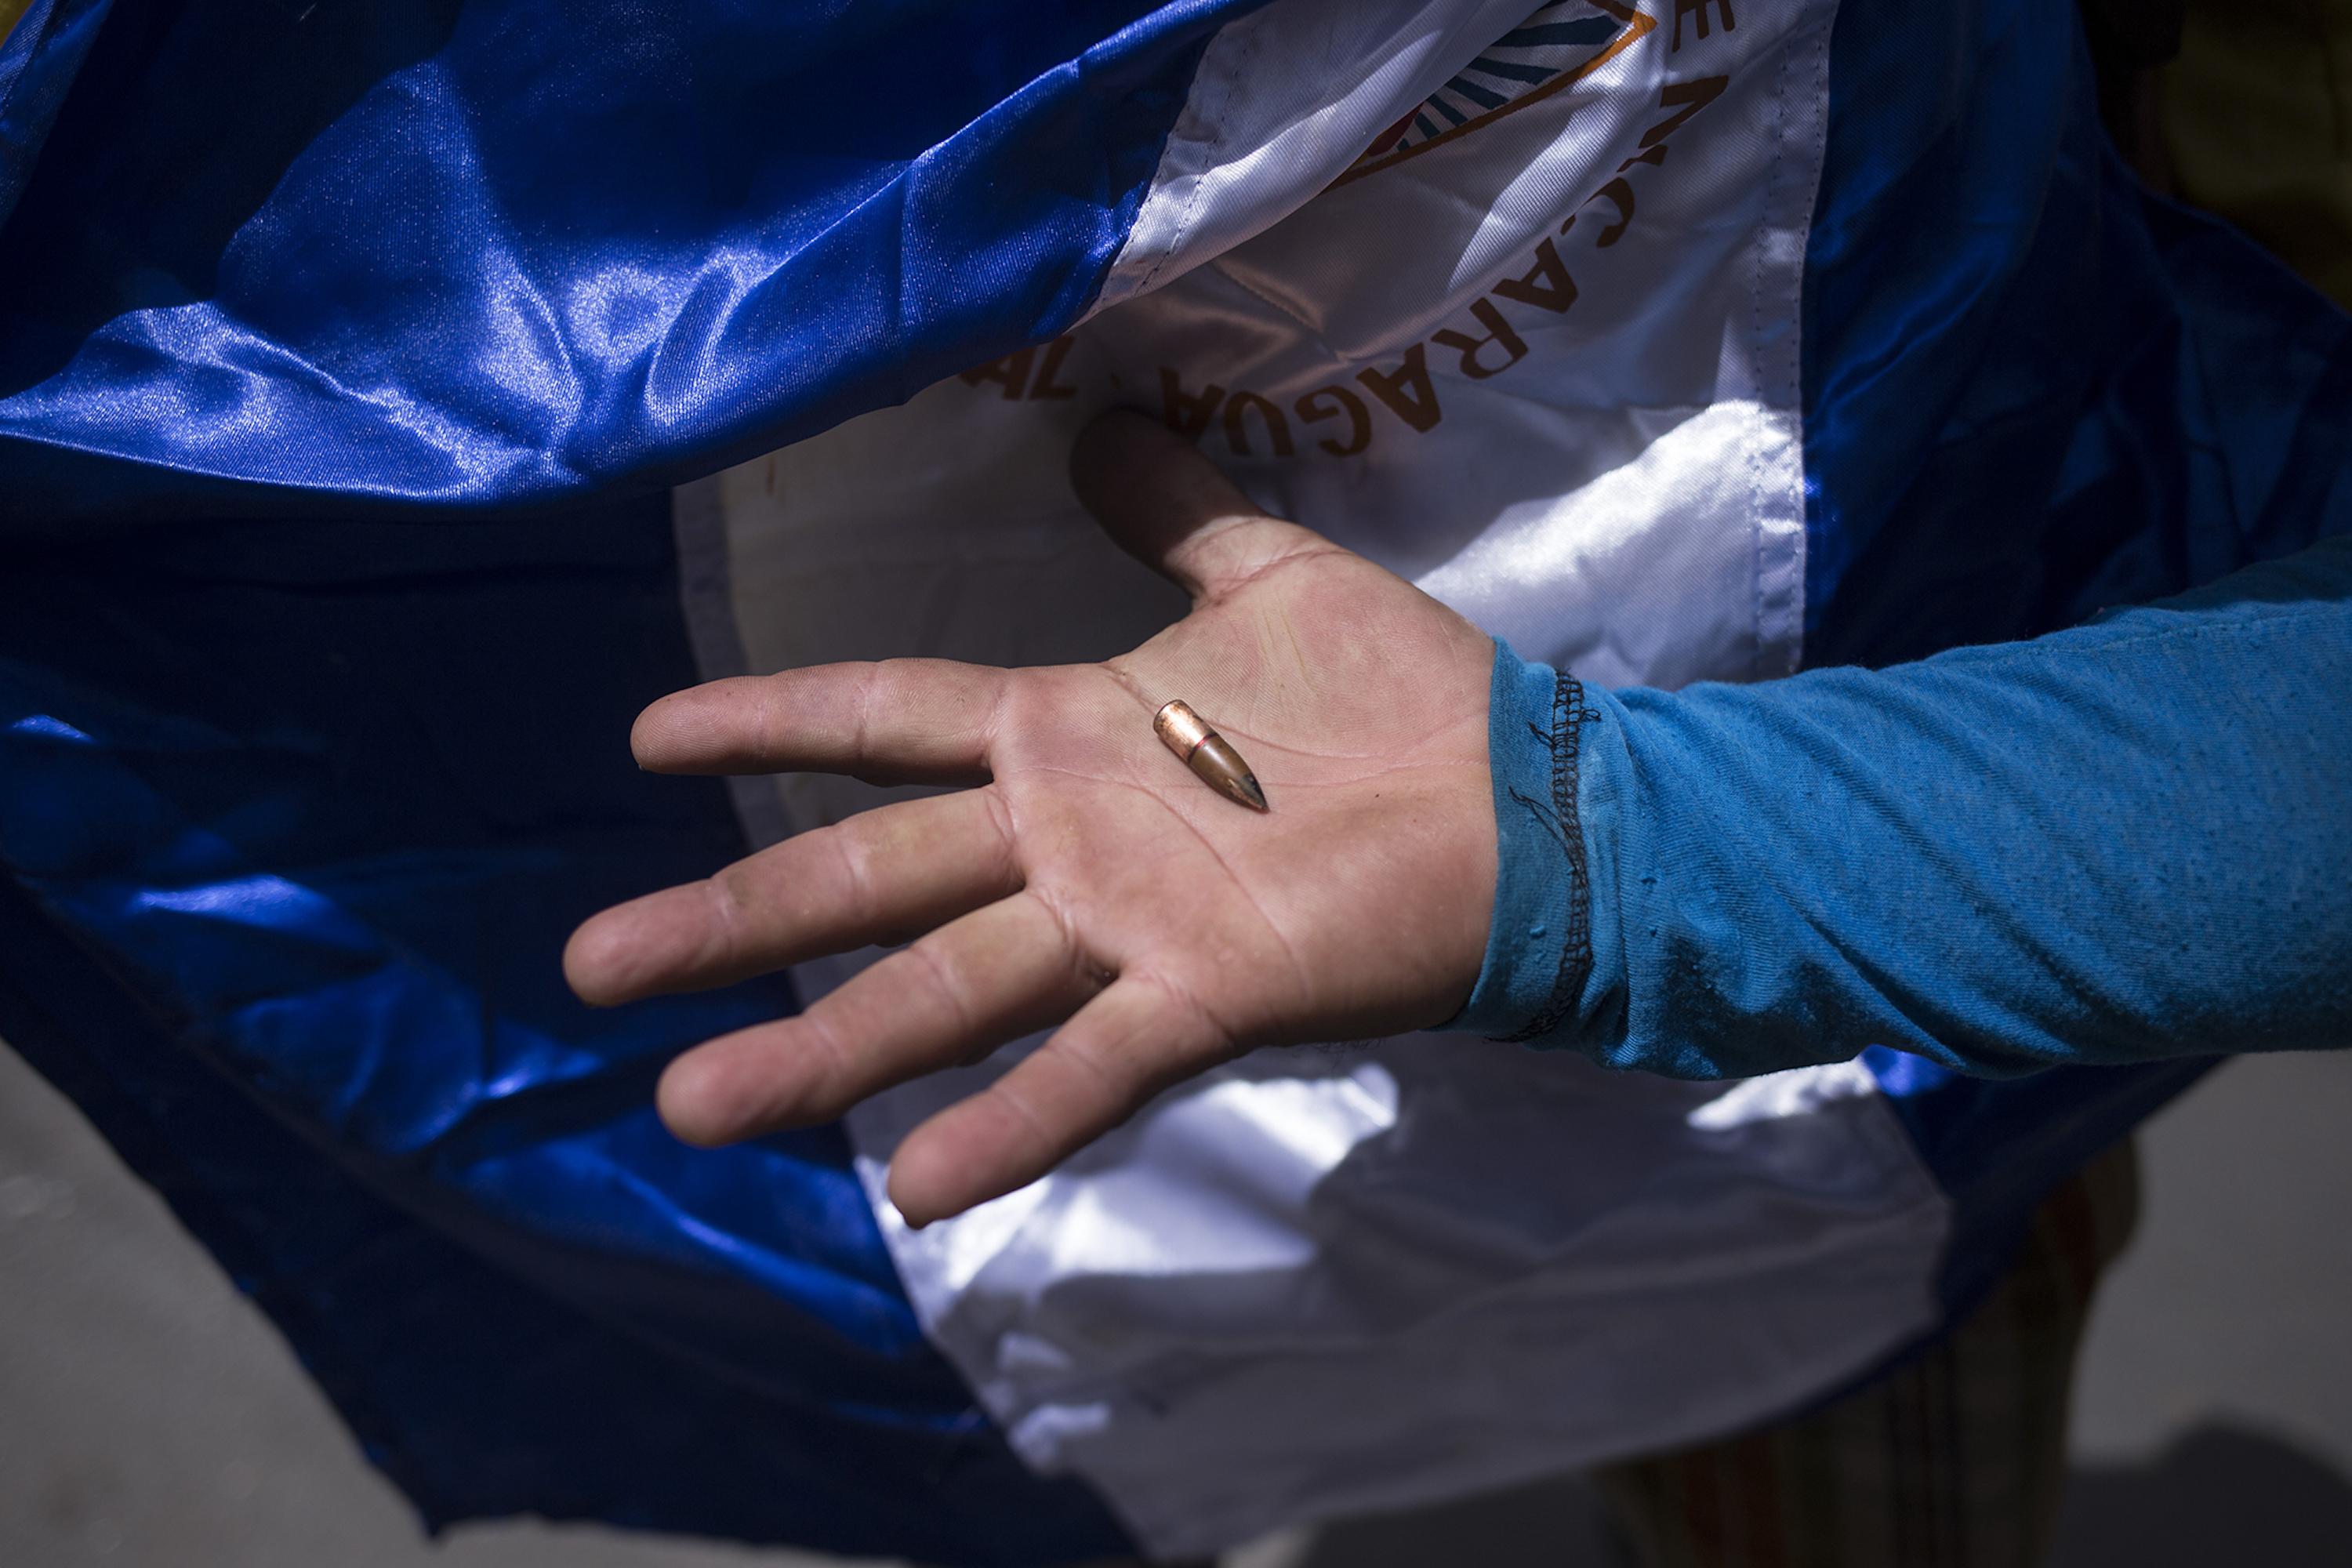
[2,0,2349,1559]
[0,0,1266,518]
[0,505,1134,1564]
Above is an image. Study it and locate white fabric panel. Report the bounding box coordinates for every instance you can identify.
[686,0,1944,1555]
[1092,0,1536,314]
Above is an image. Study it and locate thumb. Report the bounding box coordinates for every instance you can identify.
[1069,408,1323,604]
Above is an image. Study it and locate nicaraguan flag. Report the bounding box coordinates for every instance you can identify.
[2,1,2346,1562]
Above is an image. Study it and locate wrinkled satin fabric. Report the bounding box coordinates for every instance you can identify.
[0,0,1261,518]
[0,505,1139,1565]
[2,0,2347,1559]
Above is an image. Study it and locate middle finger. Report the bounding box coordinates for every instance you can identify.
[565,787,1021,1005]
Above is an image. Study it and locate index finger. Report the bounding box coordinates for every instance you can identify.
[632,659,1010,782]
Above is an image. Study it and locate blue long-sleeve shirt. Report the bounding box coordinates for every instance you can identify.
[1453,535,2352,1077]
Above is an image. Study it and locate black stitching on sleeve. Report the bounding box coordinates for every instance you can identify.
[1499,673,1599,1044]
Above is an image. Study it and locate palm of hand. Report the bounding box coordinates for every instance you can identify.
[1011,539,1494,1036]
[567,414,1497,1224]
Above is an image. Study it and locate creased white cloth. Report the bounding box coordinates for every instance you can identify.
[677,0,1940,1554]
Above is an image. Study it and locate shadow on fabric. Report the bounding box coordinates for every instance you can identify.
[0,0,465,403]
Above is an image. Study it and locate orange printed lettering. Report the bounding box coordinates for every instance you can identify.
[1491,238,1579,314]
[1029,336,1079,401]
[1639,75,1728,148]
[1671,0,1735,51]
[1580,176,1637,248]
[1294,386,1372,456]
[1159,367,1228,440]
[960,347,1036,400]
[1221,391,1295,457]
[1432,298,1530,380]
[1356,344,1443,434]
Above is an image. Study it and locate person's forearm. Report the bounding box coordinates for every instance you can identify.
[1453,535,2352,1077]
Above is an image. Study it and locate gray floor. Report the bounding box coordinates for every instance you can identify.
[4,1043,2348,1567]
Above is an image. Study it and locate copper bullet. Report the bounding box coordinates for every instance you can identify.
[1153,699,1269,812]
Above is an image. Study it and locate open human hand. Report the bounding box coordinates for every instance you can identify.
[565,411,1497,1225]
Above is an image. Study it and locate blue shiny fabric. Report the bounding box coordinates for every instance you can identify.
[1800,0,2352,661]
[0,0,1258,518]
[1798,0,2352,1328]
[0,0,110,230]
[5,0,2347,1552]
[0,2,1257,1550]
[0,510,1132,1563]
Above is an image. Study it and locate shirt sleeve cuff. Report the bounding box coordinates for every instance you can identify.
[1442,638,1626,1048]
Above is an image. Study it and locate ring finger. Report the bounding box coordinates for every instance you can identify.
[656,891,1103,1145]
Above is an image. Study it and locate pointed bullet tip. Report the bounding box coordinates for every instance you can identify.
[1181,724,1268,811]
